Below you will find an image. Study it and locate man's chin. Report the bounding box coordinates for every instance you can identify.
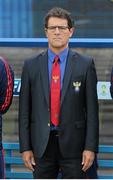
[52,44,64,48]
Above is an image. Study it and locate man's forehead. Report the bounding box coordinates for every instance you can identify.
[48,17,68,25]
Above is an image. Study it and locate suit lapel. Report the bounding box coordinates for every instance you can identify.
[40,50,75,107]
[40,51,50,106]
[61,50,75,106]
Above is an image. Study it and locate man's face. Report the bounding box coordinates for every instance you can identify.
[45,17,74,53]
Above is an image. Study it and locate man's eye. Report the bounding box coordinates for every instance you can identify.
[47,26,69,31]
[47,26,56,30]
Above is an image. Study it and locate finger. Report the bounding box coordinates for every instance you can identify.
[28,161,35,171]
[82,156,89,172]
[31,157,36,166]
[81,154,85,165]
[24,160,34,171]
[82,163,88,172]
[82,160,93,172]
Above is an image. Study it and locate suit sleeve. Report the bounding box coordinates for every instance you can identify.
[0,62,7,108]
[0,59,14,114]
[19,61,32,153]
[85,59,99,153]
[110,67,113,99]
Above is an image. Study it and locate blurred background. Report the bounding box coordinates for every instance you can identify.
[0,0,113,38]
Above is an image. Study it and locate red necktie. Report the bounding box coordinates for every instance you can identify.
[50,56,60,126]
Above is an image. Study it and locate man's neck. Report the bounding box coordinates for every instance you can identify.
[49,45,68,55]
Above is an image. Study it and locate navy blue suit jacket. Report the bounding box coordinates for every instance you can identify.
[19,49,99,158]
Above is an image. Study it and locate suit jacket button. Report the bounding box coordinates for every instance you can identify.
[48,108,50,111]
[48,123,50,127]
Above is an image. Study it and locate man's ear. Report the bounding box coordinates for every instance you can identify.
[69,27,75,37]
[45,28,48,37]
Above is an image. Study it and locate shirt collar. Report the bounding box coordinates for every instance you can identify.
[48,48,69,63]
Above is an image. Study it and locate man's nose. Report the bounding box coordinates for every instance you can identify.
[54,27,60,33]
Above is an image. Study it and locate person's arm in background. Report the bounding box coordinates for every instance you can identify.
[110,67,113,99]
[0,56,14,179]
[0,57,14,114]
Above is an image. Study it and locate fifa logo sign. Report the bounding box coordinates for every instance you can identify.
[13,79,21,96]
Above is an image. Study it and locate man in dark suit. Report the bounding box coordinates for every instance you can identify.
[19,7,99,179]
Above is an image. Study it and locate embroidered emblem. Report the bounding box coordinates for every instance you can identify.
[73,81,81,92]
[52,75,59,83]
